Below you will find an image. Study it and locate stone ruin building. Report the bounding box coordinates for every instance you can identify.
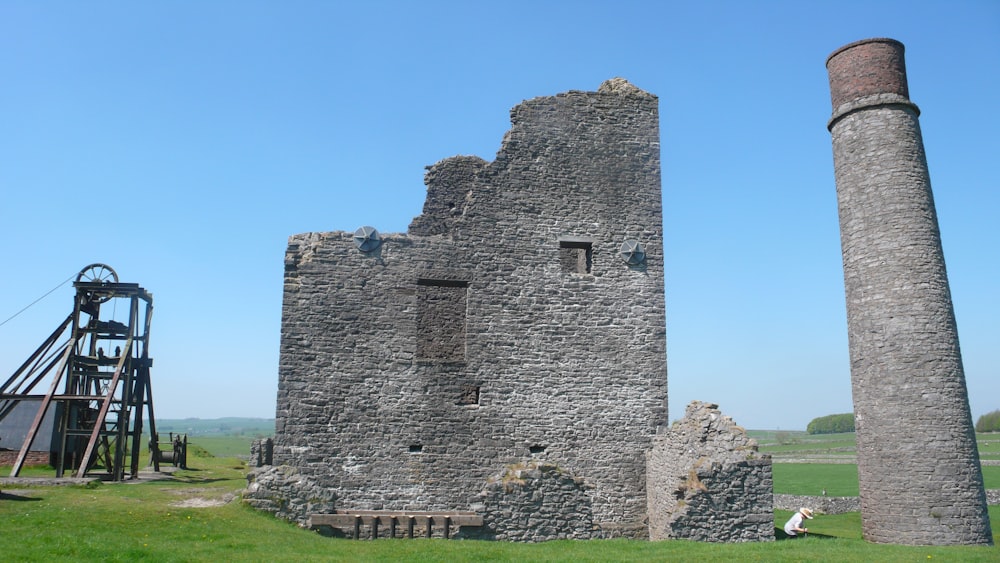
[246,37,993,546]
[245,78,771,542]
[826,38,992,545]
[647,401,773,542]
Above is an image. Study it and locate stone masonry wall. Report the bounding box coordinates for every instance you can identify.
[474,461,597,542]
[244,465,336,524]
[248,438,273,468]
[272,79,667,537]
[827,38,992,545]
[647,401,773,543]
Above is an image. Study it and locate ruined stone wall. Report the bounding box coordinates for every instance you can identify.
[244,464,336,524]
[827,38,992,545]
[474,462,597,541]
[647,401,773,543]
[272,79,666,537]
[248,438,273,468]
[774,494,860,515]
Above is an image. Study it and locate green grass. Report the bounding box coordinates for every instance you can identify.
[775,464,1000,496]
[2,460,998,563]
[978,436,1000,460]
[760,441,857,454]
[2,464,62,478]
[757,431,848,447]
[773,463,860,496]
[2,435,999,561]
[153,417,274,437]
[190,435,259,458]
[983,466,1000,490]
[1,436,253,477]
[774,509,861,540]
[756,431,1000,466]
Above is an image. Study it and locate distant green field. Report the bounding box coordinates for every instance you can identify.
[761,441,857,454]
[773,463,859,496]
[748,429,808,442]
[141,418,274,459]
[752,430,854,448]
[152,417,274,438]
[190,436,258,458]
[978,437,1000,459]
[754,430,1000,462]
[757,429,1000,496]
[774,461,1000,496]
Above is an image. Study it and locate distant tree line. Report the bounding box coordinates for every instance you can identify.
[807,413,855,435]
[976,410,1000,433]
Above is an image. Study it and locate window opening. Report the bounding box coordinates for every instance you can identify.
[559,241,592,274]
[458,385,480,405]
[416,279,469,361]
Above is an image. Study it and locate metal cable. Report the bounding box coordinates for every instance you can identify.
[0,272,76,328]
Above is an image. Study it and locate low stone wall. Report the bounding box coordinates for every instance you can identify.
[775,491,1000,514]
[473,461,599,542]
[774,494,860,514]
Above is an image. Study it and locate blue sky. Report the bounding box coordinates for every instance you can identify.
[1,1,997,430]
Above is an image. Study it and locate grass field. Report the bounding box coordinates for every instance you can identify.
[3,435,999,561]
[188,435,260,458]
[754,431,1000,467]
[978,436,1000,460]
[773,463,859,496]
[153,417,274,437]
[773,463,1000,496]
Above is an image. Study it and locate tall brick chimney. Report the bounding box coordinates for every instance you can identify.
[826,38,992,545]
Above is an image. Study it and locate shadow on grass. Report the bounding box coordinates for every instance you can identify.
[167,475,235,485]
[774,527,839,541]
[0,491,42,501]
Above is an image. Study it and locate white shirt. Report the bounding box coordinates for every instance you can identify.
[784,512,806,535]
